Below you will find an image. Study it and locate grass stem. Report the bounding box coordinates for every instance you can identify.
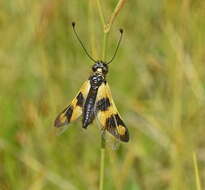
[99,134,106,190]
[97,0,128,189]
[102,33,108,60]
[193,152,202,190]
[96,0,105,28]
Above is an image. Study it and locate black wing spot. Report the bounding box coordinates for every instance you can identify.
[65,106,73,122]
[115,114,129,142]
[115,114,125,126]
[105,115,118,136]
[106,115,115,128]
[96,98,111,111]
[105,114,129,142]
[54,106,73,127]
[76,92,84,107]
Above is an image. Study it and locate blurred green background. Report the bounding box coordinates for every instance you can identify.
[0,0,205,189]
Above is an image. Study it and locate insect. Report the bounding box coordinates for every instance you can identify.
[54,22,129,142]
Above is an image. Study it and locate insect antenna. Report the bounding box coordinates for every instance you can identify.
[107,29,123,64]
[72,22,96,63]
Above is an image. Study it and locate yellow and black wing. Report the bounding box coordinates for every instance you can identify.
[54,80,90,127]
[95,82,129,142]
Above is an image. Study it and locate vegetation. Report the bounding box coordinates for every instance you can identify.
[0,0,205,189]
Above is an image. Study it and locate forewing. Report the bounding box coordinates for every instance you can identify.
[96,82,129,142]
[54,80,90,127]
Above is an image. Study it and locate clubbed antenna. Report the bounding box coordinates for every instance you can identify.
[72,22,96,63]
[107,29,123,64]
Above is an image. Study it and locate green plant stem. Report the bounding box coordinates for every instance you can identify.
[99,134,106,190]
[97,1,128,189]
[99,8,108,190]
[96,0,105,27]
[193,152,202,190]
[99,20,107,190]
[97,0,107,189]
[102,32,108,60]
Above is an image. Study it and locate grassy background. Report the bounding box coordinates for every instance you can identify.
[0,0,205,189]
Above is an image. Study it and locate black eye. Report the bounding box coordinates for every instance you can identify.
[92,65,97,72]
[102,65,108,74]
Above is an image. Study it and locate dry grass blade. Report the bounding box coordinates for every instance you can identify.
[105,0,128,33]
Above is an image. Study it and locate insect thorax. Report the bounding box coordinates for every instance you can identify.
[89,73,105,89]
